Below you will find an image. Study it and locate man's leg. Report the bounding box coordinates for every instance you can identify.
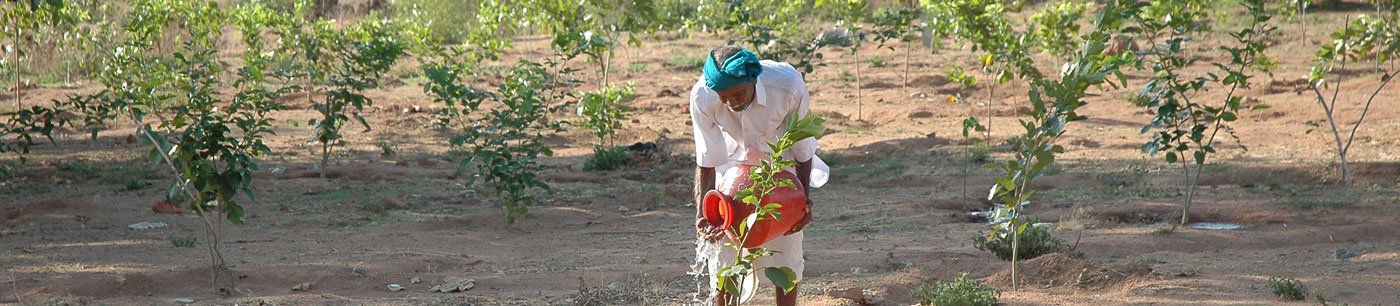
[708,237,737,306]
[775,282,798,306]
[757,231,804,306]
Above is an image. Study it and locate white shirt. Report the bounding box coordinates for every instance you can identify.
[690,60,830,188]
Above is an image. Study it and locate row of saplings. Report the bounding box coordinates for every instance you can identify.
[0,0,648,293]
[1,0,1389,304]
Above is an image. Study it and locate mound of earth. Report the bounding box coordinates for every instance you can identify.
[982,253,1157,292]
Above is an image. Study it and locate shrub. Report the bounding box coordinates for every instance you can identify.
[376,139,398,157]
[123,177,147,190]
[55,161,101,181]
[170,236,198,248]
[1269,276,1307,301]
[968,144,991,164]
[392,0,477,44]
[583,145,631,171]
[667,56,705,69]
[817,150,844,167]
[910,272,999,306]
[973,218,1069,261]
[866,56,887,68]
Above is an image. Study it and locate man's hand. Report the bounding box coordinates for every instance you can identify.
[695,166,720,242]
[696,217,725,242]
[785,198,812,235]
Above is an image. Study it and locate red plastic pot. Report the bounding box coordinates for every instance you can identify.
[701,165,808,248]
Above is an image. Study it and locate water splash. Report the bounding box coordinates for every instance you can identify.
[689,237,721,306]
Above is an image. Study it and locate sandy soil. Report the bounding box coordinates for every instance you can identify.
[3,3,1400,306]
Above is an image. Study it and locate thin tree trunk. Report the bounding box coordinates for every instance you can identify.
[1011,217,1020,291]
[321,142,329,180]
[137,123,227,289]
[986,81,994,142]
[855,49,862,122]
[962,143,969,200]
[903,41,911,93]
[14,49,21,108]
[1335,67,1399,187]
[1181,162,1203,225]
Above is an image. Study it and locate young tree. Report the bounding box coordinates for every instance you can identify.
[939,0,1042,143]
[819,0,870,120]
[868,1,923,93]
[1306,13,1400,187]
[1,1,85,107]
[1134,0,1276,224]
[78,0,291,289]
[983,0,1135,290]
[712,114,824,305]
[1028,1,1089,59]
[576,83,637,170]
[305,18,407,179]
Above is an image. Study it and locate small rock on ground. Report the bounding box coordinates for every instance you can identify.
[128,222,168,230]
[429,277,475,293]
[1336,249,1358,260]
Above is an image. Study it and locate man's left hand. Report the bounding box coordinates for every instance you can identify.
[786,198,812,235]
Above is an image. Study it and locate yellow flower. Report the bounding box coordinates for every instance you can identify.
[946,96,957,104]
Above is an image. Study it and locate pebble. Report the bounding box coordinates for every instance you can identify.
[128,222,168,230]
[1336,249,1358,260]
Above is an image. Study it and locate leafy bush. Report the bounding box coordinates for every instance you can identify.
[170,236,198,248]
[667,56,705,69]
[973,218,1069,261]
[1269,276,1308,301]
[910,272,1000,306]
[584,145,631,171]
[817,150,844,167]
[55,161,101,181]
[625,62,647,73]
[393,0,476,44]
[122,177,147,190]
[576,83,635,146]
[968,144,991,163]
[866,56,887,68]
[438,61,564,224]
[376,139,398,157]
[307,18,408,179]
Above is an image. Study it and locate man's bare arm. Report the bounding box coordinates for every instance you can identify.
[694,166,721,241]
[695,166,716,211]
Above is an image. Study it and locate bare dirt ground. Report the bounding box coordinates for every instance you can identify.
[4,5,1400,306]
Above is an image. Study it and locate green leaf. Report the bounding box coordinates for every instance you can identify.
[721,276,741,297]
[994,177,1017,191]
[227,203,245,226]
[1194,150,1205,165]
[765,267,797,293]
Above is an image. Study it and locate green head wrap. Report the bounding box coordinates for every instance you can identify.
[703,48,763,92]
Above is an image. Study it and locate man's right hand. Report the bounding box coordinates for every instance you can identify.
[695,217,725,242]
